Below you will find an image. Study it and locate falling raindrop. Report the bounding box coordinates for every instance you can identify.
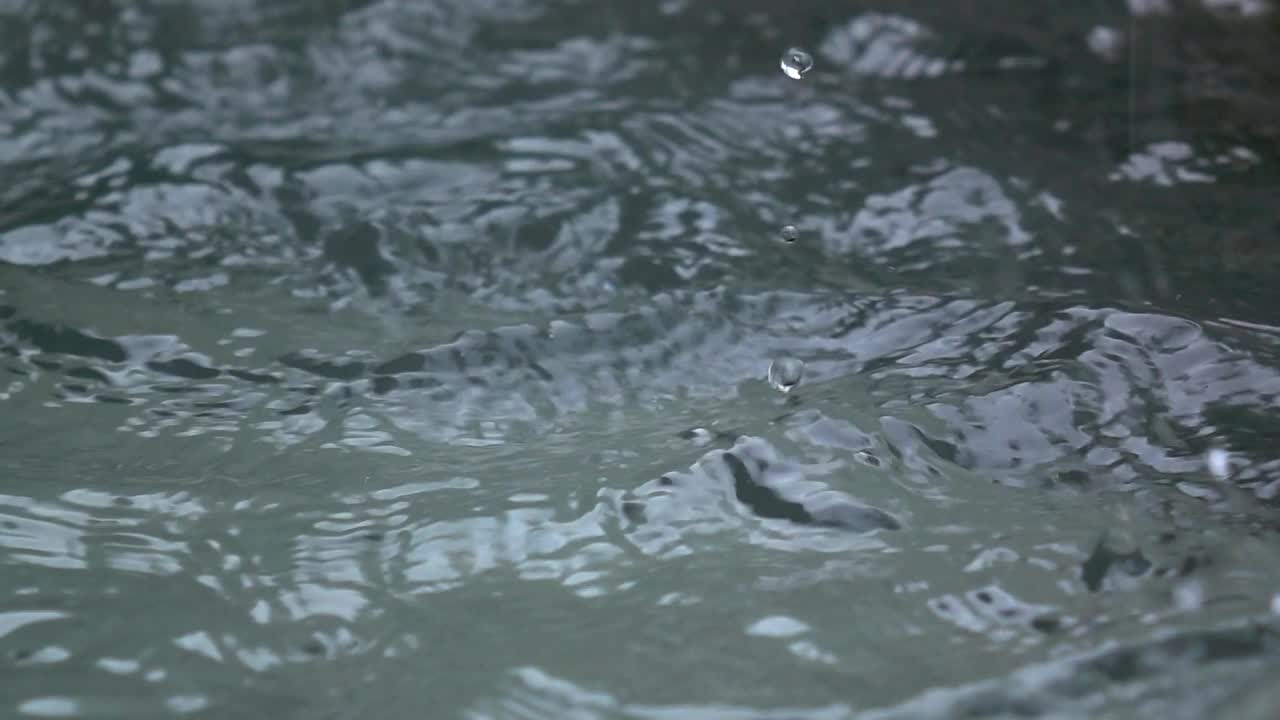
[1206,447,1230,480]
[780,48,814,80]
[1173,580,1204,611]
[768,356,804,393]
[780,225,799,243]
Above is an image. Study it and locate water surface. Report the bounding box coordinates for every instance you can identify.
[2,1,1280,718]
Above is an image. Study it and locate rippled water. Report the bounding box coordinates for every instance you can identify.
[2,1,1280,718]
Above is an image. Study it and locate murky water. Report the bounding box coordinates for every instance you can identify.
[2,1,1279,718]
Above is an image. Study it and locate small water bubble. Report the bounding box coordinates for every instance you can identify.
[768,356,804,393]
[780,48,814,80]
[780,225,799,243]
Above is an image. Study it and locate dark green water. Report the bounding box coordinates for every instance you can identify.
[2,1,1279,718]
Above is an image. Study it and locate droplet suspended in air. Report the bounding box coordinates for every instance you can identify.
[767,356,804,393]
[1206,447,1230,480]
[780,48,814,80]
[780,225,799,243]
[1173,580,1204,611]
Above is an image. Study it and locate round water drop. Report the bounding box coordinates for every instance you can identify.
[780,225,799,243]
[768,356,804,393]
[1173,580,1204,611]
[780,48,814,80]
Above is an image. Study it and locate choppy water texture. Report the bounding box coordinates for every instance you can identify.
[2,1,1280,718]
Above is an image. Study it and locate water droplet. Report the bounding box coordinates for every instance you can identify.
[1206,447,1230,480]
[682,427,713,447]
[746,615,810,638]
[780,225,799,243]
[855,450,882,468]
[780,48,814,80]
[1173,580,1204,611]
[768,356,804,393]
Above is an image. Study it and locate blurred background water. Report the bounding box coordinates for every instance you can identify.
[1,1,1279,718]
